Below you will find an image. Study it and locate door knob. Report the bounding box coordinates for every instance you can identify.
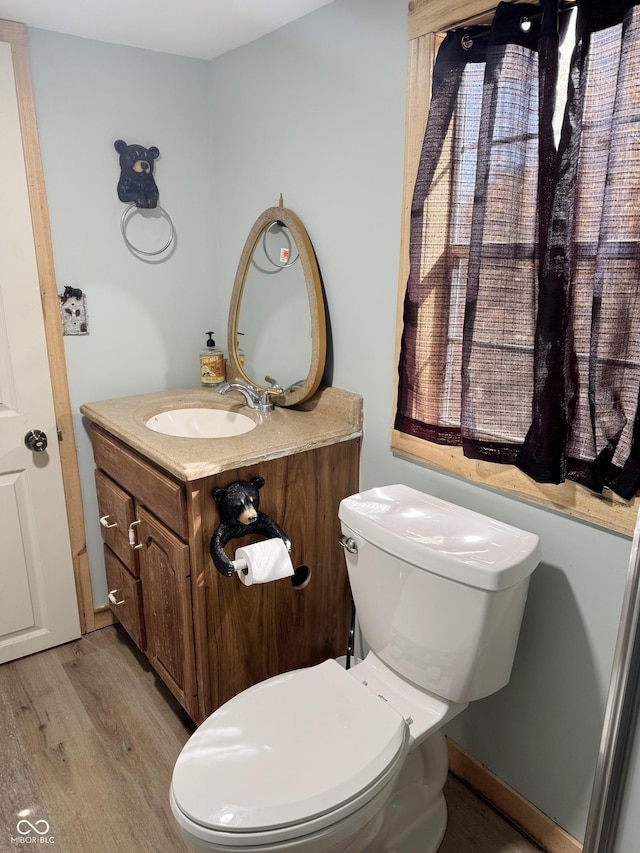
[24,429,48,452]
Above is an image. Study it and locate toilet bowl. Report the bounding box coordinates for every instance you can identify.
[171,484,540,852]
[170,654,466,853]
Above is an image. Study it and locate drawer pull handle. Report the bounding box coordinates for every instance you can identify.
[128,519,143,549]
[108,589,124,606]
[100,515,118,529]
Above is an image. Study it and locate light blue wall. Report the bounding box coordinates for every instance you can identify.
[26,1,640,849]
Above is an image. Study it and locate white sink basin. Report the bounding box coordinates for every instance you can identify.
[145,408,256,438]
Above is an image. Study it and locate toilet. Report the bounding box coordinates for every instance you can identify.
[170,484,540,853]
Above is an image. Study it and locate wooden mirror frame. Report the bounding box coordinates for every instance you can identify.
[227,203,327,407]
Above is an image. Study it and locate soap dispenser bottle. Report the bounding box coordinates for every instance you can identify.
[200,331,225,386]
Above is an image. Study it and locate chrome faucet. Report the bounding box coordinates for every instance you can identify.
[217,382,274,412]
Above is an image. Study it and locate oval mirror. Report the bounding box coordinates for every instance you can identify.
[227,203,326,407]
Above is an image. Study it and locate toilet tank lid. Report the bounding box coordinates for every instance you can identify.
[339,485,540,591]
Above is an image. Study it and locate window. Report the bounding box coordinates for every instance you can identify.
[391,0,640,536]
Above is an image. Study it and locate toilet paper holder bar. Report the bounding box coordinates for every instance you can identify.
[232,556,249,573]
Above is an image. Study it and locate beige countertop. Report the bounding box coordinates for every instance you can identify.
[80,385,363,482]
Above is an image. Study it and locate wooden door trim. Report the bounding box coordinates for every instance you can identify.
[1,19,94,632]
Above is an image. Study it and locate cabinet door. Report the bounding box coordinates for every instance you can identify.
[95,470,139,575]
[137,506,197,719]
[104,546,145,651]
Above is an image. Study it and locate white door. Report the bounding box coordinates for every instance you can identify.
[0,40,81,662]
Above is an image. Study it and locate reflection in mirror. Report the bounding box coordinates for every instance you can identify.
[227,202,326,407]
[241,221,310,391]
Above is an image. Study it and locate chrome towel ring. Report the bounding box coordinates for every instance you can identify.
[120,202,175,257]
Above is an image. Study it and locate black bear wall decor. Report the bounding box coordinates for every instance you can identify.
[210,476,291,578]
[114,139,160,209]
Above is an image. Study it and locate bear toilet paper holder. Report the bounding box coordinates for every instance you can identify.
[209,476,310,588]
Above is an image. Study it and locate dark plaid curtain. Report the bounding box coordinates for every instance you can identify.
[395,0,640,499]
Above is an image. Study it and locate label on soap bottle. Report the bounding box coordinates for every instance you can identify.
[201,352,225,385]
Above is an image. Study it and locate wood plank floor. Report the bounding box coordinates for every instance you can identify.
[0,625,543,853]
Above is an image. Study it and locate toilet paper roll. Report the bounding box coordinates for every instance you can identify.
[234,538,294,586]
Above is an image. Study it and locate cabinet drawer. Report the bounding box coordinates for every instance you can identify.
[95,470,139,576]
[91,425,188,539]
[104,546,146,651]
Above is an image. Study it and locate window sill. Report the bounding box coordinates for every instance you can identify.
[391,429,638,537]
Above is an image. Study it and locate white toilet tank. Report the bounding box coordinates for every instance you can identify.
[339,485,540,704]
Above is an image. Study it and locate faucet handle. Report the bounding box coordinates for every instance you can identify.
[264,375,284,394]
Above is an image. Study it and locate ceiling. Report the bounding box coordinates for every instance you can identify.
[0,0,336,60]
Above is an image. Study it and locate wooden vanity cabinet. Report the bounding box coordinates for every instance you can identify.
[89,422,359,724]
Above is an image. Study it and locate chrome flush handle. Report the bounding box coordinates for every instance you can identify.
[339,536,358,554]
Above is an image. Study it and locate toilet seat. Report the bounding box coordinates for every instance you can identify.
[171,659,409,846]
